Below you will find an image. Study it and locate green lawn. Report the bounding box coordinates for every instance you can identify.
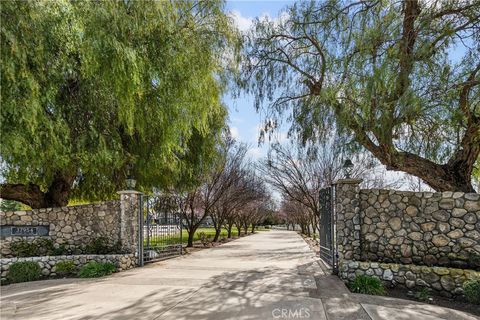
[145,226,271,248]
[145,227,240,247]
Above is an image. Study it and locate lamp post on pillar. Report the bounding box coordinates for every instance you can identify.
[118,164,142,265]
[342,159,354,179]
[334,162,363,263]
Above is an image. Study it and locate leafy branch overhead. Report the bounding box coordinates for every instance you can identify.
[243,0,480,192]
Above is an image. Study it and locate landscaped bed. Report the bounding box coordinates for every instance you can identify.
[300,233,480,317]
[384,286,480,317]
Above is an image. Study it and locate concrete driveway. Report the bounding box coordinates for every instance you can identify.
[0,230,477,320]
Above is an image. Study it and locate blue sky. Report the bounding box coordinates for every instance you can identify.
[224,1,294,160]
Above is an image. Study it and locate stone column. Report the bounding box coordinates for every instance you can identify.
[334,179,362,262]
[117,190,142,259]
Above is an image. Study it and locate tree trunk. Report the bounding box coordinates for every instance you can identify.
[251,224,256,233]
[236,224,241,236]
[348,108,479,193]
[213,227,221,242]
[243,224,248,235]
[0,174,74,208]
[187,229,195,247]
[227,224,233,238]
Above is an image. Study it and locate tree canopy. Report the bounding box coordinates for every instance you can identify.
[1,0,239,207]
[243,0,480,192]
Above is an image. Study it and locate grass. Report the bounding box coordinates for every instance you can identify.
[145,226,270,248]
[349,275,385,295]
[145,227,241,247]
[255,226,271,231]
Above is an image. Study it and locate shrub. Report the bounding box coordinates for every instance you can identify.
[7,261,41,283]
[463,280,480,304]
[349,275,385,295]
[78,261,116,278]
[198,232,211,247]
[55,261,76,277]
[85,237,121,254]
[415,287,431,301]
[52,244,68,256]
[10,240,38,257]
[34,238,56,255]
[10,238,68,257]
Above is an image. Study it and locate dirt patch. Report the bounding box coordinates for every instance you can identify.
[385,287,479,317]
[300,233,320,255]
[183,233,252,254]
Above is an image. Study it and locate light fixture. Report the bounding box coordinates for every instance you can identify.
[343,159,354,179]
[125,164,136,189]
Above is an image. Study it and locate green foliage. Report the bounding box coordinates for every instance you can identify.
[198,232,212,247]
[55,260,76,277]
[10,238,67,257]
[349,275,385,296]
[10,239,39,257]
[84,237,121,255]
[415,287,431,301]
[10,237,121,257]
[1,0,239,205]
[7,261,41,283]
[463,280,480,305]
[0,200,21,212]
[468,251,480,267]
[78,261,116,278]
[10,238,69,257]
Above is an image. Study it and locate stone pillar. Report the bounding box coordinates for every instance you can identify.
[117,190,142,259]
[334,179,362,262]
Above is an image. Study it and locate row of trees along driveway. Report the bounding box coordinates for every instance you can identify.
[159,141,272,247]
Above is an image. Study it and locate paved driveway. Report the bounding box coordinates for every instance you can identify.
[0,230,477,320]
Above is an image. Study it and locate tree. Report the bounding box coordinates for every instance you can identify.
[244,0,480,192]
[279,198,311,235]
[214,162,269,239]
[175,140,247,247]
[234,172,269,235]
[1,0,239,208]
[259,142,375,234]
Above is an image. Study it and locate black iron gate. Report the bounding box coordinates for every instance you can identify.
[138,195,182,266]
[319,186,337,273]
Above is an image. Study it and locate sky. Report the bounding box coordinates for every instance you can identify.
[223,1,294,160]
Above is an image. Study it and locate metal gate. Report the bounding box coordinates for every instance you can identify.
[319,186,337,273]
[138,195,182,266]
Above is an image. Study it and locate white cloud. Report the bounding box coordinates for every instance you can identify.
[229,7,291,33]
[229,10,253,32]
[273,131,289,143]
[230,126,240,139]
[247,146,264,159]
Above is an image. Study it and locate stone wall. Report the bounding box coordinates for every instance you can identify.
[339,260,480,299]
[1,201,122,257]
[0,254,136,282]
[334,180,480,297]
[358,189,480,269]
